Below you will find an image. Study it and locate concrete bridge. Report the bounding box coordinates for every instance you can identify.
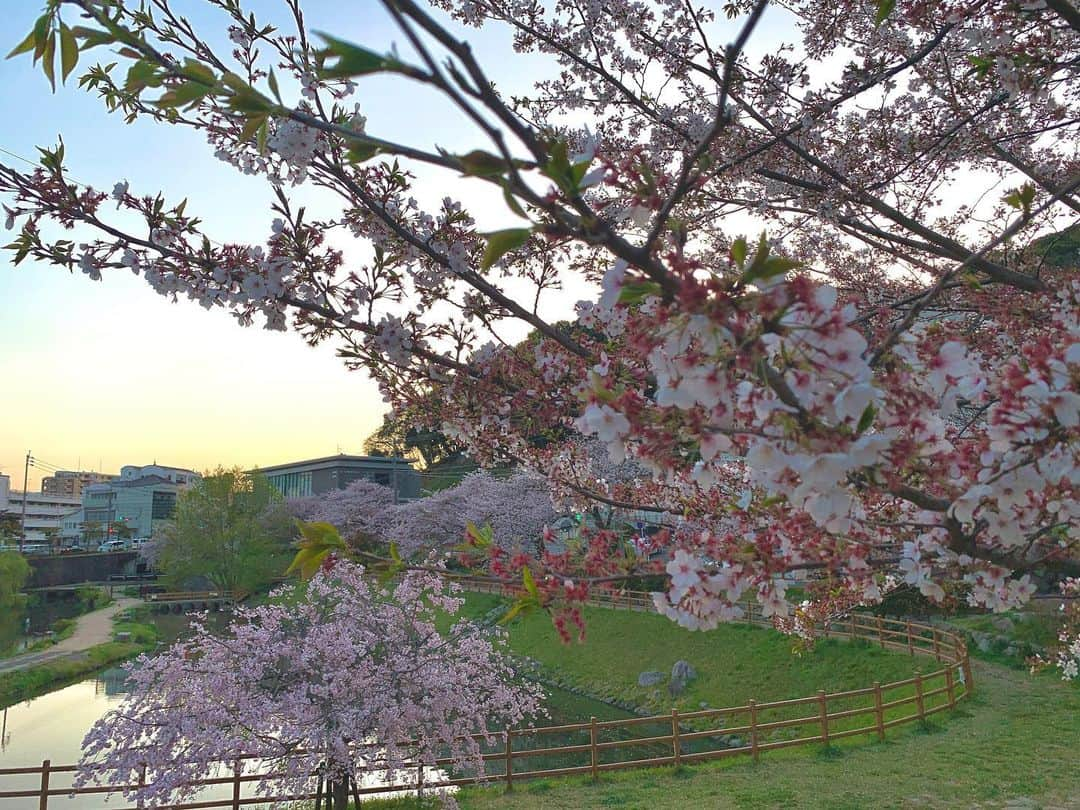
[145,591,242,613]
[26,551,145,589]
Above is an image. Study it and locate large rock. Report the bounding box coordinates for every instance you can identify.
[992,616,1015,633]
[638,670,665,687]
[668,676,687,697]
[671,660,697,682]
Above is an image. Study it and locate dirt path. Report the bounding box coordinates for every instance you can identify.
[0,597,140,674]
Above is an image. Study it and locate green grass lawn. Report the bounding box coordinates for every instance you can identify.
[448,661,1080,810]
[456,592,927,715]
[413,593,1080,809]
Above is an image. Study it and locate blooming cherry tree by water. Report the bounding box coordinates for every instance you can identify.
[2,0,1079,669]
[76,561,542,809]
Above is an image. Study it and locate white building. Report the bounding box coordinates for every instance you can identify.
[0,473,82,545]
[64,463,201,545]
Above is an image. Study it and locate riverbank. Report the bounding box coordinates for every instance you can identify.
[0,600,153,708]
[394,596,1080,809]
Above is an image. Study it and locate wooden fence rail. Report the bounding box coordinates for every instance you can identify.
[1,582,972,808]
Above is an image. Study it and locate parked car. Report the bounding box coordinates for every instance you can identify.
[97,539,127,553]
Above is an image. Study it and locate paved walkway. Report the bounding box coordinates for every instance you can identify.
[0,597,140,674]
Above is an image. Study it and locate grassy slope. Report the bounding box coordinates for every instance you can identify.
[453,662,1080,810]
[456,592,924,714]
[424,593,1080,809]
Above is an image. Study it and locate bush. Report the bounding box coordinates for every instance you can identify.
[0,551,30,608]
[75,586,112,610]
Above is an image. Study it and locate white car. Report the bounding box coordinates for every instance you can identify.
[97,539,127,553]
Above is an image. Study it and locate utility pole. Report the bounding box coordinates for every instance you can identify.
[19,451,30,553]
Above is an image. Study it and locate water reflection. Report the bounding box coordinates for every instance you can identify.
[0,671,455,808]
[0,665,649,807]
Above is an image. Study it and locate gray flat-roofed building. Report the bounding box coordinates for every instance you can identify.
[255,455,420,502]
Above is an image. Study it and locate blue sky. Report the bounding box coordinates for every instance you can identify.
[0,1,788,489]
[0,0,551,488]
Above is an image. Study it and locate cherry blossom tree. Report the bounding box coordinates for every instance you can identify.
[2,0,1078,631]
[287,478,398,541]
[76,560,542,809]
[288,470,560,556]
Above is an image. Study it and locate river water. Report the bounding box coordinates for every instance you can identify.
[0,667,640,808]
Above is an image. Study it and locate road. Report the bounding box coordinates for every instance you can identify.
[0,598,140,675]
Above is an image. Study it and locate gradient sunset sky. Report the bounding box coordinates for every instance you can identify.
[0,1,787,490]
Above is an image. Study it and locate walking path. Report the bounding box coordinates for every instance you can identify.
[0,597,140,674]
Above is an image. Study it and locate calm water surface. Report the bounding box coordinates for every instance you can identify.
[0,667,640,808]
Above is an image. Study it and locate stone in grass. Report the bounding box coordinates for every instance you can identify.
[668,676,687,697]
[992,616,1015,633]
[672,660,697,682]
[638,670,665,687]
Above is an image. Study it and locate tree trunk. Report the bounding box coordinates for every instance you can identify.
[329,776,349,810]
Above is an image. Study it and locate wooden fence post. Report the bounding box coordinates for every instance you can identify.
[232,759,241,810]
[817,690,830,747]
[877,616,885,649]
[671,708,682,766]
[38,759,50,810]
[914,670,926,721]
[138,762,147,810]
[872,682,885,742]
[417,757,424,798]
[590,716,599,782]
[945,666,956,709]
[748,701,759,763]
[504,731,513,792]
[849,613,857,639]
[906,621,914,655]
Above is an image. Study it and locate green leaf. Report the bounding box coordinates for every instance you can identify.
[31,13,51,62]
[124,60,161,93]
[464,521,493,549]
[874,0,896,26]
[315,32,395,78]
[522,565,539,599]
[498,598,536,625]
[58,24,78,83]
[540,139,576,195]
[730,236,748,267]
[267,69,281,103]
[156,80,212,109]
[40,31,56,91]
[458,149,511,178]
[1004,182,1036,217]
[238,112,267,145]
[286,519,348,579]
[501,181,528,219]
[741,232,801,284]
[70,26,115,51]
[226,85,272,114]
[346,140,381,164]
[480,227,531,270]
[617,279,662,305]
[7,25,37,59]
[389,541,402,564]
[857,403,877,434]
[182,59,216,86]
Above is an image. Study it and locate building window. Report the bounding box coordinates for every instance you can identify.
[151,491,177,520]
[268,471,312,498]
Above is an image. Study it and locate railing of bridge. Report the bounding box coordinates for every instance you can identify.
[145,590,243,603]
[1,581,972,808]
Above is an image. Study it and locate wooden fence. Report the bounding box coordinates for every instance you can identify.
[1,583,972,808]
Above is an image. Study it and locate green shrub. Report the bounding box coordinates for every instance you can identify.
[75,586,112,610]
